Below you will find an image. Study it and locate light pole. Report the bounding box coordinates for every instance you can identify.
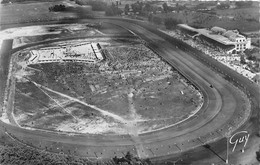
[226,127,233,164]
[226,136,229,164]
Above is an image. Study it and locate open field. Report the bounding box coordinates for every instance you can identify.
[156,7,260,32]
[0,22,132,51]
[12,38,202,134]
[215,7,259,21]
[11,24,102,47]
[0,0,78,28]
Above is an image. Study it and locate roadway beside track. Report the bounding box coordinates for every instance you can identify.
[0,39,13,115]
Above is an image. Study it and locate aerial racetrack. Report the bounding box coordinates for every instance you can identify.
[0,19,259,164]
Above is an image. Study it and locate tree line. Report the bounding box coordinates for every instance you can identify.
[148,14,182,30]
[0,143,153,165]
[124,1,187,16]
[49,4,66,12]
[74,0,122,16]
[105,2,123,16]
[75,0,107,11]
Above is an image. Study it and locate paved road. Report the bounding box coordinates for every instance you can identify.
[0,39,13,112]
[0,19,259,164]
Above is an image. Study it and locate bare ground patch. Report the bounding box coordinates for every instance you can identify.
[12,39,203,134]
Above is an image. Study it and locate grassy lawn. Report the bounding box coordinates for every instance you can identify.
[215,7,259,20]
[0,0,78,29]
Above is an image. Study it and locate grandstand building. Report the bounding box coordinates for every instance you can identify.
[177,24,251,54]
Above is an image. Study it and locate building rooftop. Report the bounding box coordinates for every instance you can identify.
[178,24,246,46]
[198,35,235,51]
[197,28,235,45]
[28,43,102,64]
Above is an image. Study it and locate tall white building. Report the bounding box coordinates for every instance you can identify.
[223,30,251,51]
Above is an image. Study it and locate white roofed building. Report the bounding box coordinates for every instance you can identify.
[177,24,251,54]
[27,43,104,65]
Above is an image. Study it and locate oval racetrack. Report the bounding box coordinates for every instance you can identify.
[0,19,259,163]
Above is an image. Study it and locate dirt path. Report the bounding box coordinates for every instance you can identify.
[30,81,127,123]
[34,84,79,121]
[31,81,150,157]
[127,88,148,158]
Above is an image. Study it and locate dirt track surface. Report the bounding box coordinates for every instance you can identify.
[0,19,259,163]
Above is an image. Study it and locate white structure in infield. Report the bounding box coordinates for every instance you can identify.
[28,43,104,64]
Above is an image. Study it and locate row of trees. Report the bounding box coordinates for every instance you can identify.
[164,17,182,30]
[1,0,26,3]
[257,147,260,162]
[162,2,186,13]
[105,3,123,16]
[235,1,253,8]
[244,48,260,62]
[125,2,157,16]
[113,151,152,165]
[87,1,107,11]
[148,15,162,25]
[216,3,230,10]
[124,1,255,17]
[191,1,255,11]
[124,2,187,16]
[0,143,153,165]
[49,4,66,12]
[148,14,182,30]
[75,0,107,11]
[1,0,10,3]
[214,2,253,10]
[74,0,122,16]
[0,144,92,165]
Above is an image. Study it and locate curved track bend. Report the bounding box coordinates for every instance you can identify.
[0,19,259,163]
